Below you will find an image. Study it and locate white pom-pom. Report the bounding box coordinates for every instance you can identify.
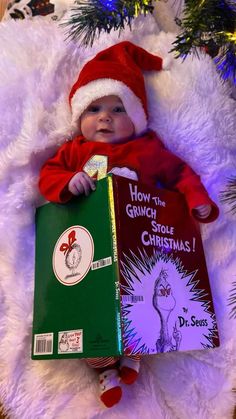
[109,167,138,181]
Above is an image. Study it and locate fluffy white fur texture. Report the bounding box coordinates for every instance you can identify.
[0,10,236,419]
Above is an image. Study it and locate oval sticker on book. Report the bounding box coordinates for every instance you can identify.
[52,226,94,286]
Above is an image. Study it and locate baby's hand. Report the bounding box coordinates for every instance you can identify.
[194,204,211,219]
[68,172,96,197]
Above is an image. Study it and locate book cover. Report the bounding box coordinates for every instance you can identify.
[112,176,220,355]
[32,175,122,359]
[32,175,219,359]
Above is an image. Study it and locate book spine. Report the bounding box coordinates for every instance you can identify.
[107,176,123,355]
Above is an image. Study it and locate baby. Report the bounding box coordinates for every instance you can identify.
[39,41,219,408]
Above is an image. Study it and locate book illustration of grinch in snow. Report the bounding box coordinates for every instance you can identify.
[59,230,82,279]
[153,267,182,352]
[52,226,94,286]
[120,249,218,355]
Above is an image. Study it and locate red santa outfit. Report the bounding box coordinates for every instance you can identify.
[39,41,218,224]
[39,130,218,223]
[38,41,219,407]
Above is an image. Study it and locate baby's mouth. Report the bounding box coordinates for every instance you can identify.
[97,128,113,133]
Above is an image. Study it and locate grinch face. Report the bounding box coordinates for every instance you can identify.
[153,268,176,312]
[80,95,135,144]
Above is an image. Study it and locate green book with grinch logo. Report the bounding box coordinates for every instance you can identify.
[32,174,219,360]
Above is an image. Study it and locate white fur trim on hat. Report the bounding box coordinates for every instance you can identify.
[162,55,173,70]
[71,78,147,135]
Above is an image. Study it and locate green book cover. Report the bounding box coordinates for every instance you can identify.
[32,174,219,360]
[32,175,122,359]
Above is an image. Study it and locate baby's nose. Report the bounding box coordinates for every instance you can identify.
[98,111,112,122]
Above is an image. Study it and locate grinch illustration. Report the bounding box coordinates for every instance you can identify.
[59,333,69,352]
[153,267,182,352]
[59,230,82,279]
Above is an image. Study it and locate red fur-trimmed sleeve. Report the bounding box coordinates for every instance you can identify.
[39,141,77,203]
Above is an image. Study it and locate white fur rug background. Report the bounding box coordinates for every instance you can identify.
[0,7,236,419]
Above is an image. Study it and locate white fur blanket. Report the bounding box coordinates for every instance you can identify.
[0,11,236,419]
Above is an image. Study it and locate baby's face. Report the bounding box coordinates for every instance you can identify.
[80,95,135,144]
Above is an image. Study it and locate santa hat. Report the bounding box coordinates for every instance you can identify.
[69,41,167,135]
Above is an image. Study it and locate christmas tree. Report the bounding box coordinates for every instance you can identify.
[63,0,236,84]
[63,0,154,47]
[172,0,236,84]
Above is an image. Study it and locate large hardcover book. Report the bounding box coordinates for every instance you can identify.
[32,175,219,359]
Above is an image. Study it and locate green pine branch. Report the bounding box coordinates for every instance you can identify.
[173,0,235,52]
[172,0,236,82]
[220,176,236,215]
[62,0,155,47]
[228,281,236,319]
[63,0,236,81]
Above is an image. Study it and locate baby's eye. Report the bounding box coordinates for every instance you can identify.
[113,106,126,113]
[87,105,100,113]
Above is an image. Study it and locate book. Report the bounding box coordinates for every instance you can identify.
[32,174,219,359]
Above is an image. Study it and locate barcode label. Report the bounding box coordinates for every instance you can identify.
[122,295,144,304]
[34,333,53,355]
[91,257,112,270]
